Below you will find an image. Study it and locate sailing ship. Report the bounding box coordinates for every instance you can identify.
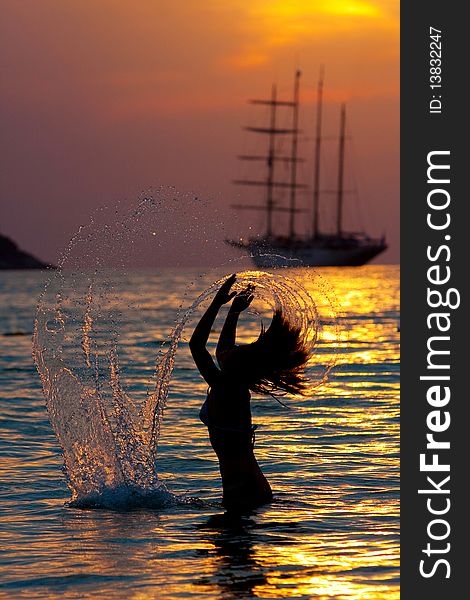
[226,70,387,267]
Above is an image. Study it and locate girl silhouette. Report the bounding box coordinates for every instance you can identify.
[190,274,311,512]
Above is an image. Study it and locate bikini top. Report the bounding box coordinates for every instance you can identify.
[199,398,258,437]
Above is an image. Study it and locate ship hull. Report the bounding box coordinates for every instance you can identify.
[227,237,387,268]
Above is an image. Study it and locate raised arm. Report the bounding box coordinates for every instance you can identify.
[216,284,254,359]
[189,274,237,385]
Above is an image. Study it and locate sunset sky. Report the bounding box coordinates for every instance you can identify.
[0,1,399,264]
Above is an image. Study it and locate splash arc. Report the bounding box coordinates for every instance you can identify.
[33,248,337,509]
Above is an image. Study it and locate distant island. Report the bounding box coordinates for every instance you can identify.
[0,233,54,270]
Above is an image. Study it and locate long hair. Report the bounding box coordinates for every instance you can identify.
[224,309,311,396]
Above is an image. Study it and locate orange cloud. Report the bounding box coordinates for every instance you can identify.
[216,0,398,72]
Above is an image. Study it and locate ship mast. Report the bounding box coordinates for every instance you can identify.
[232,74,307,239]
[266,84,277,236]
[312,67,324,238]
[336,104,346,236]
[288,70,301,240]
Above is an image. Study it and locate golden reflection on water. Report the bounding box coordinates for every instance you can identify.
[161,266,398,599]
[0,266,399,599]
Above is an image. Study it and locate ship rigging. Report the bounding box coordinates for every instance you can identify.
[226,69,387,267]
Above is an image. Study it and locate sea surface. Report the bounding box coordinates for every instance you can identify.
[0,265,399,599]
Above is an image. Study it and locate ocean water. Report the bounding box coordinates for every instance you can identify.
[0,265,399,600]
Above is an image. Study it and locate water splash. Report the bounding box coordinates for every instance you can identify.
[32,193,339,509]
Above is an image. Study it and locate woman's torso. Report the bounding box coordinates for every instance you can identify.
[200,380,254,458]
[199,378,272,509]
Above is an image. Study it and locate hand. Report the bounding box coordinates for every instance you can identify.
[230,284,254,313]
[213,274,237,306]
